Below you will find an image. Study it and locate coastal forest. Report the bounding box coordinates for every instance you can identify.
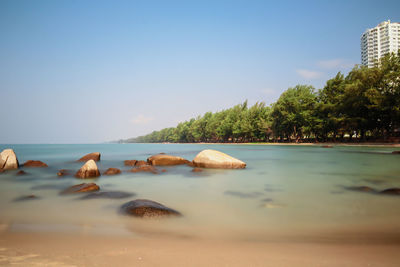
[126,50,400,143]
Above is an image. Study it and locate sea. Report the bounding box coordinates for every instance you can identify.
[1,144,399,241]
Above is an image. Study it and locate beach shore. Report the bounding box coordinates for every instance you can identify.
[1,231,399,267]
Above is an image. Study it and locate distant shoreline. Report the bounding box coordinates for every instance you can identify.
[120,142,400,148]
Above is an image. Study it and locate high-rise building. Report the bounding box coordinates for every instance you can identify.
[361,20,400,68]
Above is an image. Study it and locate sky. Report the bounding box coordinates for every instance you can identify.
[1,0,400,143]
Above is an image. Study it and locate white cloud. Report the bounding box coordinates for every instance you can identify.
[130,114,154,125]
[317,59,354,69]
[296,69,323,79]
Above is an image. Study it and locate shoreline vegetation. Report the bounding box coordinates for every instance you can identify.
[121,50,400,144]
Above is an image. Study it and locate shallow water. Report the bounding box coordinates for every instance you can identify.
[1,144,399,241]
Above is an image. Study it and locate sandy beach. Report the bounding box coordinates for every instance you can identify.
[1,230,400,267]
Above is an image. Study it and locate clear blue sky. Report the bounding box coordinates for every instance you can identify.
[1,0,399,143]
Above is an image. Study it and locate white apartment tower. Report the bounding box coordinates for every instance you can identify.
[361,20,400,68]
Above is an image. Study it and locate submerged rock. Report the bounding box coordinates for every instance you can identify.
[224,190,263,198]
[75,160,100,179]
[61,183,100,194]
[16,170,27,175]
[344,186,376,193]
[380,188,400,195]
[135,160,149,166]
[120,199,181,218]
[23,160,48,168]
[193,149,246,169]
[124,160,137,166]
[129,165,158,174]
[0,149,19,170]
[78,152,101,162]
[13,194,39,202]
[57,169,69,177]
[147,154,189,166]
[191,167,203,173]
[104,168,121,175]
[79,191,135,200]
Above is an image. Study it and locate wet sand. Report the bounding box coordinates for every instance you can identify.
[1,231,399,267]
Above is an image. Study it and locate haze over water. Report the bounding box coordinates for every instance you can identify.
[1,144,399,242]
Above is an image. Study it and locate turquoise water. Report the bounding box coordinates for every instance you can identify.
[0,144,399,240]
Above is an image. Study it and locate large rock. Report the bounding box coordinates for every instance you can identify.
[61,183,100,194]
[75,160,100,178]
[120,199,181,218]
[0,149,19,170]
[78,152,101,162]
[192,149,246,169]
[23,160,48,167]
[147,154,189,166]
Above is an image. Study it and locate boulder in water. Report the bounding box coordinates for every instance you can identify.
[0,149,19,170]
[147,154,189,166]
[23,160,48,167]
[75,160,100,178]
[192,149,246,169]
[78,152,101,162]
[120,199,181,218]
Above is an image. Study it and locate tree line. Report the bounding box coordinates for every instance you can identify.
[125,50,400,143]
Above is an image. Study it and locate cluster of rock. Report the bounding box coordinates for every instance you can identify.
[1,148,249,218]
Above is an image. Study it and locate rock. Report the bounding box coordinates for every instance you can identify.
[75,160,100,179]
[392,151,400,154]
[79,191,135,200]
[322,145,333,148]
[161,169,167,173]
[191,167,203,172]
[147,154,190,166]
[129,165,158,174]
[380,188,400,195]
[61,183,100,194]
[135,160,149,166]
[192,149,246,169]
[120,199,181,218]
[124,160,137,166]
[104,168,121,175]
[0,149,19,170]
[57,169,69,177]
[16,170,27,175]
[13,195,39,202]
[23,160,48,167]
[78,152,101,162]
